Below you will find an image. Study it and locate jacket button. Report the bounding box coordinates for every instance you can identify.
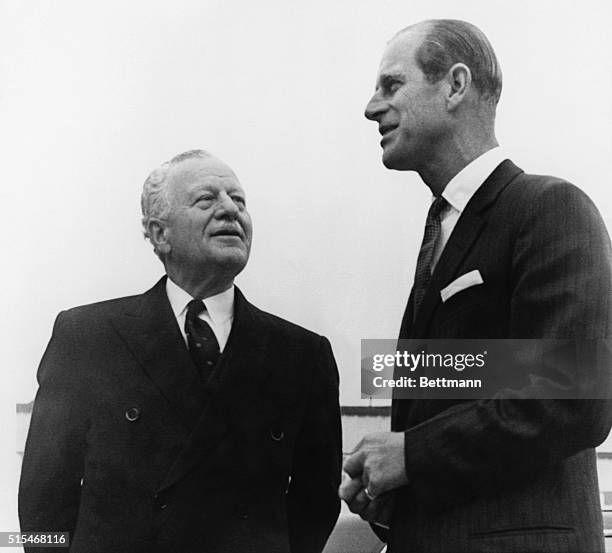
[270,429,284,441]
[125,407,141,422]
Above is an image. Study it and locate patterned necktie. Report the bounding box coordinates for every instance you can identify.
[412,196,448,322]
[184,299,220,381]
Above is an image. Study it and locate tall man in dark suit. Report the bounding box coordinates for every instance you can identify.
[19,150,342,553]
[339,19,612,552]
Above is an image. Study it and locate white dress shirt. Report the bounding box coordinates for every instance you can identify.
[165,277,234,352]
[431,147,508,271]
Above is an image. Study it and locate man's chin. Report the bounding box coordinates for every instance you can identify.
[382,153,402,170]
[382,150,413,171]
[212,249,250,275]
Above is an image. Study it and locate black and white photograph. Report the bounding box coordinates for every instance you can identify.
[1,0,611,551]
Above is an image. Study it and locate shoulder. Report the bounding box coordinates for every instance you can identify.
[252,303,327,347]
[53,293,143,331]
[493,166,606,235]
[503,169,597,212]
[235,291,339,387]
[236,289,331,353]
[54,278,167,327]
[61,294,140,318]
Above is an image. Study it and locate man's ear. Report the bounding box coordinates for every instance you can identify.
[445,63,471,111]
[147,218,171,256]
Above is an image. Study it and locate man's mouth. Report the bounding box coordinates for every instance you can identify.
[211,227,243,238]
[379,124,397,137]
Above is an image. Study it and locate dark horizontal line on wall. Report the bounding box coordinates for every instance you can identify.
[341,406,390,417]
[17,402,33,413]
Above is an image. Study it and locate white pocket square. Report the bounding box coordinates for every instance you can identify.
[440,270,484,302]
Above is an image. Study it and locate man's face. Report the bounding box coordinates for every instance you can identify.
[163,156,253,281]
[364,29,449,171]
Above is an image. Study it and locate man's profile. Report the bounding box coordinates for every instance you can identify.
[19,149,342,553]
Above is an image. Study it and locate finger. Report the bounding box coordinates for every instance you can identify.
[338,475,363,503]
[358,497,384,523]
[347,488,371,515]
[364,477,381,499]
[363,469,391,499]
[360,493,394,526]
[342,450,365,478]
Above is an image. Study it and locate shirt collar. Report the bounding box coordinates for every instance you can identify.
[165,276,235,327]
[441,146,507,213]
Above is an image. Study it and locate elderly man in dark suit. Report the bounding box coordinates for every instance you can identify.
[19,150,342,553]
[340,19,612,553]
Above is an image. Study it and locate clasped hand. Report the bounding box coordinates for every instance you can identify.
[338,431,407,524]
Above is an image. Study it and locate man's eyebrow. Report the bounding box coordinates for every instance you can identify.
[189,184,215,195]
[377,72,404,89]
[187,184,217,201]
[189,184,246,199]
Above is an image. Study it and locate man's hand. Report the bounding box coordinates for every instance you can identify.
[339,472,396,525]
[338,431,407,519]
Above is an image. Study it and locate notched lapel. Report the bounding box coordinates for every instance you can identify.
[411,160,523,337]
[110,278,204,432]
[158,287,275,491]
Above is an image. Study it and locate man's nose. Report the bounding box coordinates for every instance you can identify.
[215,193,239,218]
[364,93,384,122]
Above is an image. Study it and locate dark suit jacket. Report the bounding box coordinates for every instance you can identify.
[386,160,612,553]
[19,278,342,553]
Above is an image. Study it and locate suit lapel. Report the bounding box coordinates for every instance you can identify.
[158,287,273,491]
[394,161,523,428]
[110,277,204,431]
[398,289,415,339]
[410,160,524,337]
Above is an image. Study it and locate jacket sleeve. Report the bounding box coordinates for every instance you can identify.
[401,181,612,509]
[19,311,89,552]
[287,336,342,553]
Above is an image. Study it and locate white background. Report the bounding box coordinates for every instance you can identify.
[1,0,610,532]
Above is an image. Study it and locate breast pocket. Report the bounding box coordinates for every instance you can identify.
[433,284,508,338]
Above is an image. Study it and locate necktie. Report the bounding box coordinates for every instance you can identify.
[412,196,447,322]
[184,299,220,382]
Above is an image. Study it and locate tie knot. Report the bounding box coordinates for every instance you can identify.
[428,196,447,219]
[186,299,206,320]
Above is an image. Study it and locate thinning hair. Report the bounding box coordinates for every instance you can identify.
[140,149,213,249]
[402,19,503,105]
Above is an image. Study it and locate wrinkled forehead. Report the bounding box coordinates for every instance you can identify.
[168,157,244,196]
[377,27,427,78]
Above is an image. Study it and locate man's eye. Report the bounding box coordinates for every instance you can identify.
[380,78,401,95]
[232,196,246,207]
[196,196,214,205]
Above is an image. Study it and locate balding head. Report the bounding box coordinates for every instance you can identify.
[399,19,502,106]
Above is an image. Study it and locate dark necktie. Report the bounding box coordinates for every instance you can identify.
[184,299,220,382]
[412,196,447,322]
